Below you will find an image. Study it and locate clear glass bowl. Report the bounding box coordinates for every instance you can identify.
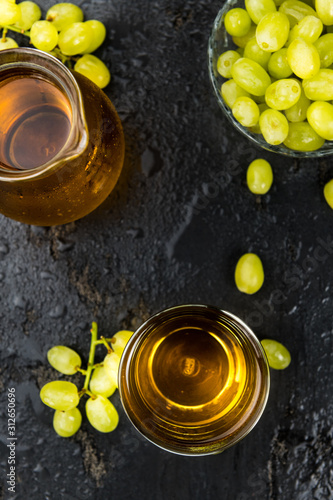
[207,0,333,158]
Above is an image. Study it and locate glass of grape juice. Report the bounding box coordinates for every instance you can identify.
[118,304,270,456]
[0,48,125,226]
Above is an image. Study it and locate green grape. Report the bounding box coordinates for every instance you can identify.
[221,79,251,108]
[0,0,21,25]
[86,395,119,433]
[89,365,117,398]
[231,57,271,96]
[287,15,323,45]
[314,34,333,68]
[81,20,107,53]
[30,20,58,52]
[284,87,311,121]
[249,102,269,132]
[256,12,290,52]
[103,351,121,387]
[247,158,273,194]
[261,339,291,369]
[111,330,134,356]
[58,22,93,56]
[40,381,79,411]
[273,0,286,6]
[47,345,81,375]
[232,24,256,49]
[265,78,301,110]
[307,100,333,139]
[217,50,241,78]
[259,108,289,144]
[0,36,18,49]
[53,408,82,437]
[74,54,111,89]
[279,0,318,29]
[14,1,41,31]
[243,38,271,70]
[268,48,293,79]
[283,121,325,150]
[315,0,333,25]
[224,8,251,38]
[245,0,277,25]
[46,2,84,31]
[235,253,264,294]
[287,38,320,79]
[302,69,333,100]
[323,179,333,209]
[232,96,260,127]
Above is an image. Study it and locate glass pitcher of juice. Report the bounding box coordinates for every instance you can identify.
[0,48,125,226]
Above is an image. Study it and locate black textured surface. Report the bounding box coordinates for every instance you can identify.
[1,1,333,499]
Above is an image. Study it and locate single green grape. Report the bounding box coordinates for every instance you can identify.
[267,48,293,79]
[0,0,21,24]
[302,69,333,100]
[232,24,256,49]
[245,0,277,25]
[224,8,252,37]
[287,38,320,79]
[261,339,291,369]
[256,12,290,52]
[46,2,84,31]
[40,381,79,411]
[221,79,250,108]
[287,15,323,45]
[217,50,241,79]
[81,20,107,53]
[111,330,134,357]
[30,20,58,52]
[247,158,273,194]
[307,100,333,140]
[58,22,93,56]
[243,38,271,70]
[279,0,318,29]
[14,1,41,31]
[314,34,333,68]
[284,87,311,121]
[47,345,81,375]
[86,395,119,433]
[103,351,121,387]
[323,179,333,209]
[283,121,325,151]
[232,96,260,127]
[259,108,289,144]
[89,365,117,398]
[235,253,264,294]
[53,408,82,437]
[231,57,271,96]
[265,78,301,110]
[315,0,333,26]
[74,54,111,88]
[0,36,18,50]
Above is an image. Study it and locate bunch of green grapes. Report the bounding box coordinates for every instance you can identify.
[40,323,134,437]
[0,1,110,88]
[218,0,333,152]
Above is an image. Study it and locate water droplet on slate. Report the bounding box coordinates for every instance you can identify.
[48,304,67,318]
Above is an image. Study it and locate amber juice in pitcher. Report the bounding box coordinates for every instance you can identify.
[0,48,125,226]
[118,305,270,456]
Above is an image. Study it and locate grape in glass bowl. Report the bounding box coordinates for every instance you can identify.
[208,0,333,158]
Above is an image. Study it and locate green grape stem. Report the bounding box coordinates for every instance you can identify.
[83,322,99,391]
[0,25,30,36]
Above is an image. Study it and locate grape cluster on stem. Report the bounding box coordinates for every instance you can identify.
[40,321,133,437]
[0,1,111,88]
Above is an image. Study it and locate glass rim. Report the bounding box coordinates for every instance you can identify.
[207,0,333,159]
[0,47,88,181]
[118,303,270,456]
